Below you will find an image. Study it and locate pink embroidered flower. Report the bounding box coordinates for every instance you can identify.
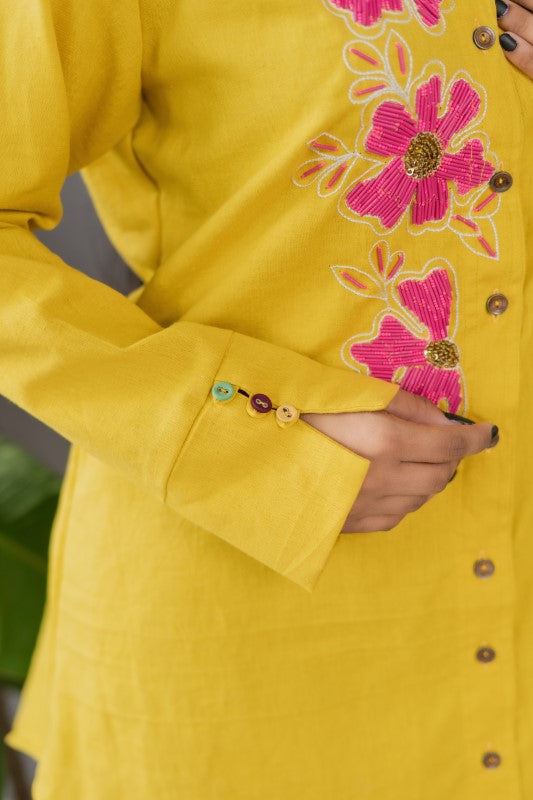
[351,269,462,411]
[345,75,494,229]
[331,0,443,28]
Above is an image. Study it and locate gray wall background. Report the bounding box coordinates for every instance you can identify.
[0,173,142,475]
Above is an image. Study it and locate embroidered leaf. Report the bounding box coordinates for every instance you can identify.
[343,40,384,75]
[384,31,412,92]
[317,158,357,197]
[292,134,355,192]
[292,158,330,187]
[448,213,481,238]
[470,187,501,218]
[307,132,350,157]
[459,214,499,260]
[348,76,391,105]
[331,265,386,300]
[449,185,500,258]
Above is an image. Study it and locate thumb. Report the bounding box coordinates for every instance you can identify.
[386,387,469,427]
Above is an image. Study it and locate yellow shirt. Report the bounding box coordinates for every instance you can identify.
[3,0,532,797]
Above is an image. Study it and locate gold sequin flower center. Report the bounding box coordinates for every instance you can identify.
[403,132,443,179]
[424,338,460,369]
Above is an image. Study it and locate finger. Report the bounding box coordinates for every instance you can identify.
[505,0,533,11]
[352,489,428,516]
[343,515,404,533]
[498,29,533,77]
[498,1,533,44]
[386,388,456,427]
[391,416,496,463]
[375,495,429,515]
[363,460,457,495]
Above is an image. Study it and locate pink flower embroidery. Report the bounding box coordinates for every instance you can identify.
[351,268,462,411]
[345,75,494,229]
[331,0,443,28]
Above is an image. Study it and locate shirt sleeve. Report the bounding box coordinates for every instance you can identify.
[0,0,399,593]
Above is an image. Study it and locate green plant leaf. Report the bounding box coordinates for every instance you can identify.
[0,435,61,685]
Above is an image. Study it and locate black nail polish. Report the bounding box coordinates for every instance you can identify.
[448,469,458,483]
[500,32,517,51]
[496,0,509,18]
[491,425,499,439]
[444,411,475,425]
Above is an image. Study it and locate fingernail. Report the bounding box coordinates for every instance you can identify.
[489,425,500,447]
[443,411,475,425]
[448,469,458,483]
[496,0,509,18]
[499,32,517,51]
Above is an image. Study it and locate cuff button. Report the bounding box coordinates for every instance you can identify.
[247,393,273,416]
[275,404,299,427]
[212,381,236,402]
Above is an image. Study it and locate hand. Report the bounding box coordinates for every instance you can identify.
[496,0,533,79]
[301,388,498,534]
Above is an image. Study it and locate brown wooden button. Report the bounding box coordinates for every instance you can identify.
[473,26,496,49]
[474,559,495,578]
[486,294,508,315]
[482,751,501,769]
[476,646,496,663]
[489,171,513,192]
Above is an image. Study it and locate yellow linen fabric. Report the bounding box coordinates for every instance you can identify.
[2,0,532,797]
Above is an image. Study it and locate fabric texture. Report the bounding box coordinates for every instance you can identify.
[2,0,532,797]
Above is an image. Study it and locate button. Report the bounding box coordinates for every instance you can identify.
[486,294,508,315]
[212,381,236,402]
[489,170,513,192]
[476,646,496,663]
[482,751,501,769]
[473,26,496,49]
[474,559,495,578]
[275,404,300,427]
[247,393,273,416]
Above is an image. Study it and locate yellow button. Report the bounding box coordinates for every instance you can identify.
[489,170,513,192]
[486,294,508,315]
[473,26,496,49]
[275,404,299,428]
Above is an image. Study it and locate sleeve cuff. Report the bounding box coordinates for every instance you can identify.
[164,330,400,592]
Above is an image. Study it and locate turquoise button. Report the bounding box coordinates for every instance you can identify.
[212,381,235,402]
